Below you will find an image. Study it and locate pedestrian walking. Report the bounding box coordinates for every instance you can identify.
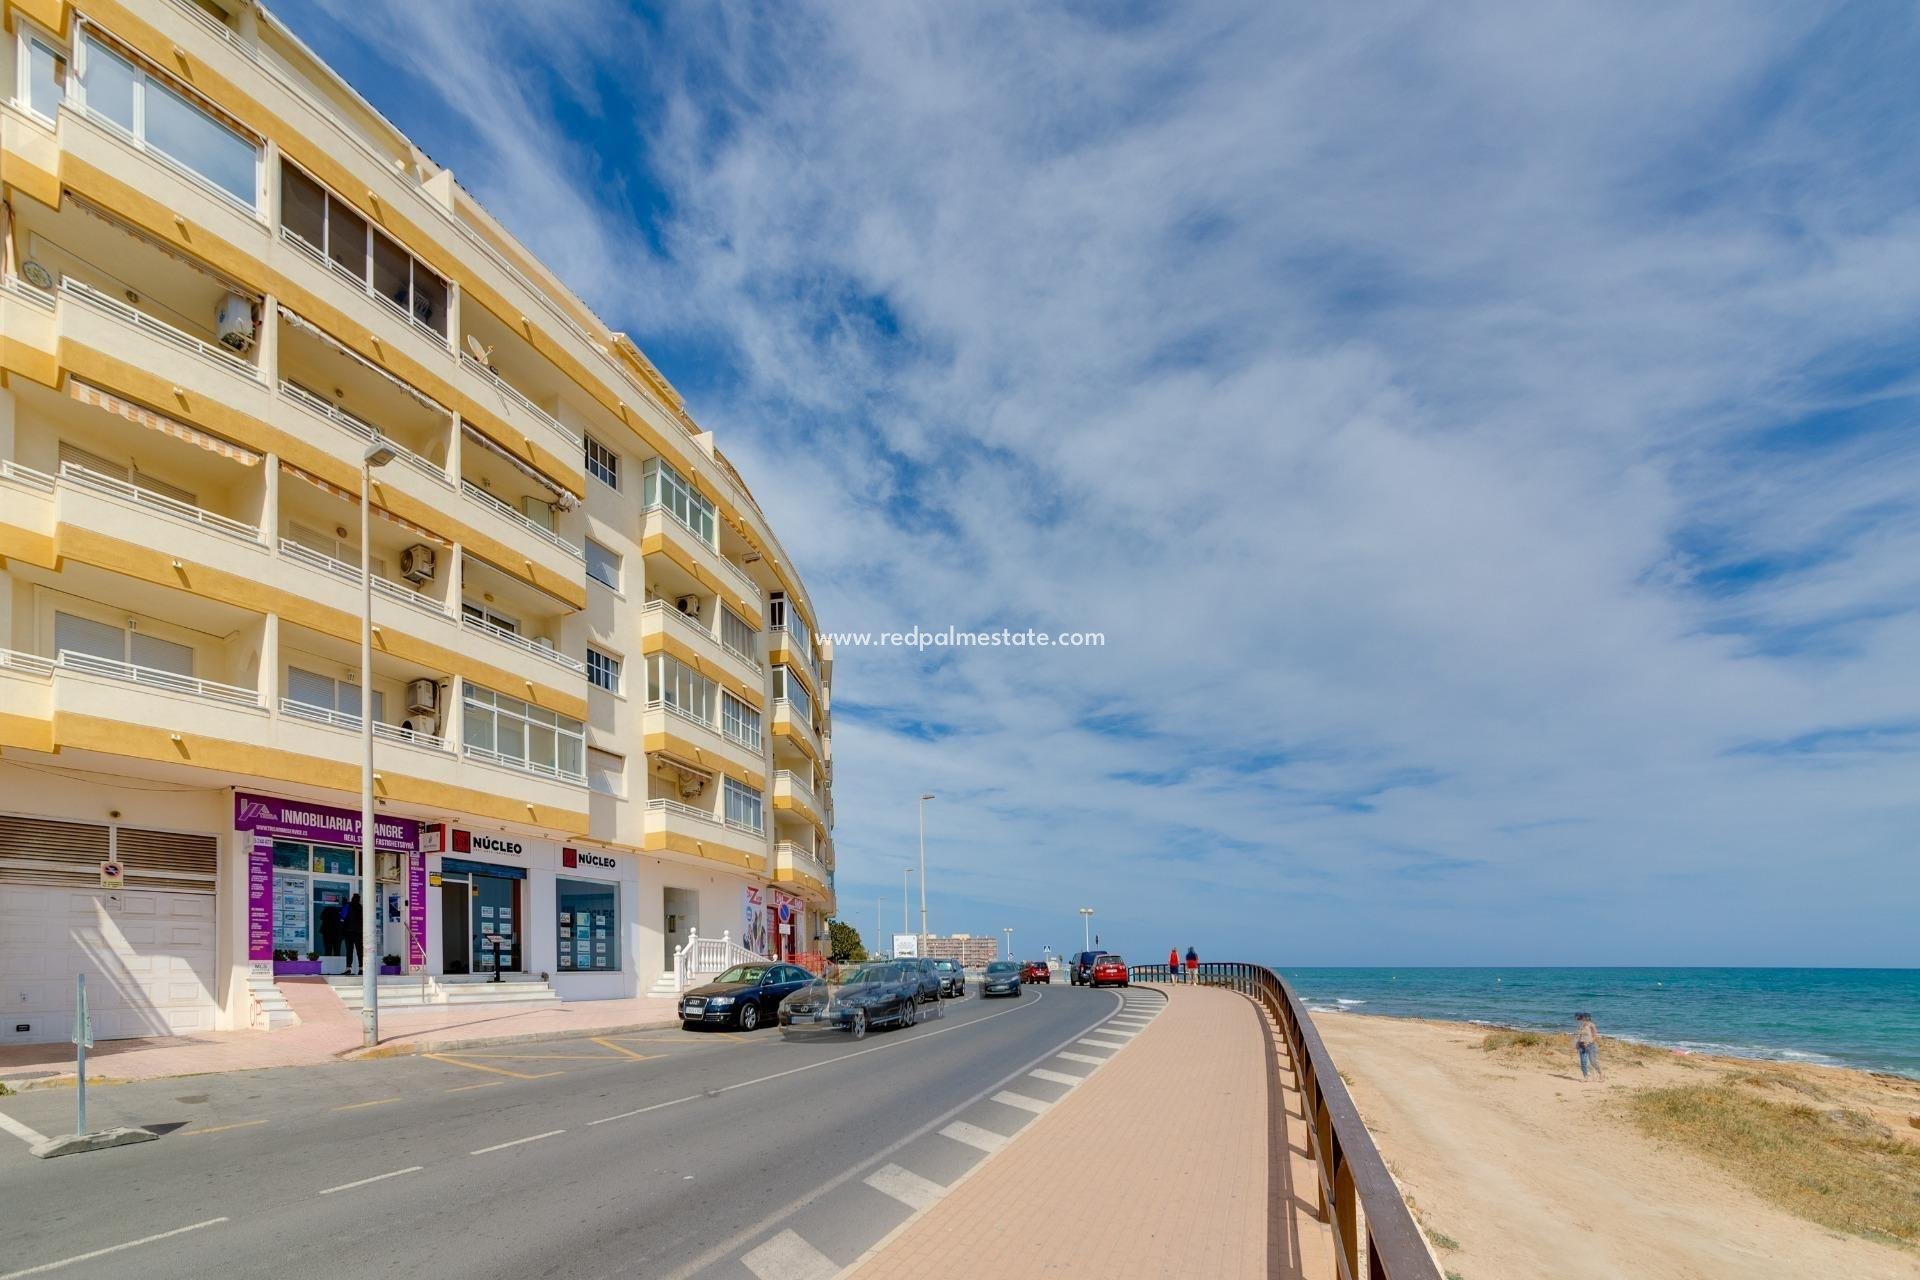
[1574,1012,1603,1081]
[1184,946,1199,985]
[1167,947,1180,983]
[343,893,364,976]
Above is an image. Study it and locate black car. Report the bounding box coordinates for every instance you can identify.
[981,959,1022,998]
[778,961,921,1039]
[933,958,966,997]
[1070,950,1104,985]
[679,962,815,1031]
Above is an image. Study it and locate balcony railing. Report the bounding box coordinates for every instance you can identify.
[769,625,816,678]
[462,742,585,784]
[60,277,257,378]
[717,552,763,603]
[280,697,450,752]
[1,273,56,310]
[459,352,581,451]
[460,478,584,560]
[773,769,821,815]
[459,614,587,674]
[0,648,57,678]
[60,462,263,543]
[641,596,711,641]
[773,841,830,885]
[646,797,726,828]
[56,649,262,708]
[279,226,450,350]
[0,459,57,492]
[647,697,717,734]
[278,382,450,488]
[278,539,449,618]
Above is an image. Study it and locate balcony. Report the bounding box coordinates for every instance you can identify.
[642,699,764,779]
[458,612,587,675]
[54,278,271,428]
[460,477,583,563]
[771,698,822,764]
[457,350,581,456]
[644,798,765,865]
[278,381,449,491]
[772,842,832,897]
[639,599,763,697]
[274,224,456,384]
[772,770,825,831]
[279,696,450,754]
[642,505,762,616]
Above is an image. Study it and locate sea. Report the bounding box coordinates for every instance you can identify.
[1281,967,1920,1079]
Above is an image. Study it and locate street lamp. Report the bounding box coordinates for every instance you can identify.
[1078,907,1094,952]
[359,438,396,1049]
[902,866,909,938]
[917,793,934,953]
[1003,926,1013,960]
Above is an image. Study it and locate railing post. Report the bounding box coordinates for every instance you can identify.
[1335,1154,1359,1279]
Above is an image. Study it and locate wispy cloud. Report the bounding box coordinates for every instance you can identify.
[277,0,1920,965]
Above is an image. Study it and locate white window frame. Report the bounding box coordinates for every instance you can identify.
[721,689,762,751]
[584,436,619,490]
[586,646,621,694]
[461,682,586,781]
[641,457,717,548]
[461,600,519,635]
[278,157,451,341]
[587,748,626,797]
[648,653,716,726]
[585,538,621,592]
[15,23,67,124]
[724,777,764,834]
[773,665,813,726]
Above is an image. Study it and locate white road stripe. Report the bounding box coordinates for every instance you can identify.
[1029,1068,1084,1086]
[1078,1037,1126,1049]
[0,1218,229,1279]
[939,1120,1009,1153]
[318,1166,422,1195]
[0,1110,50,1147]
[991,1090,1053,1115]
[741,1228,838,1280]
[1057,1051,1108,1065]
[1096,1027,1140,1037]
[471,1129,564,1155]
[864,1162,947,1211]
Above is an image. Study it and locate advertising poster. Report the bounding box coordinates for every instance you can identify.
[743,886,770,955]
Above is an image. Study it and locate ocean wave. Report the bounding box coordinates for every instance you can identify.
[1306,1003,1346,1014]
[1336,998,1367,1006]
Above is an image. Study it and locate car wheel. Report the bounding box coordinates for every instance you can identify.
[902,998,917,1028]
[738,1003,760,1032]
[850,1008,867,1040]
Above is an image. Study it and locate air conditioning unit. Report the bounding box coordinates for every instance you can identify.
[533,636,553,651]
[215,293,256,351]
[402,712,439,738]
[406,679,438,714]
[400,544,436,583]
[676,595,700,618]
[375,852,402,883]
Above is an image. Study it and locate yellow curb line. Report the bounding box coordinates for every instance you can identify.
[332,1097,402,1111]
[420,1053,561,1081]
[180,1119,270,1136]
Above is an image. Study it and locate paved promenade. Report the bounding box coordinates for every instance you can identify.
[846,983,1334,1280]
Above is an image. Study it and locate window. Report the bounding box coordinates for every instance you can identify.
[769,592,812,658]
[462,683,585,780]
[641,457,716,547]
[585,538,621,590]
[721,606,758,663]
[586,647,621,693]
[278,159,449,335]
[287,667,385,723]
[724,777,764,834]
[721,690,762,751]
[772,665,813,726]
[54,611,193,676]
[78,31,257,208]
[647,654,716,725]
[556,877,618,972]
[21,32,66,120]
[587,748,625,797]
[461,601,518,635]
[585,436,619,489]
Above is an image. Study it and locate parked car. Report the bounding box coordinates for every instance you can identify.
[1070,949,1104,985]
[932,957,966,997]
[981,959,1023,997]
[1089,954,1129,988]
[679,962,816,1031]
[1020,960,1051,984]
[777,961,921,1039]
[905,956,944,1008]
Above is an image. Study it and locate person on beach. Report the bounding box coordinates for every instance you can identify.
[1574,1012,1602,1081]
[1168,947,1180,983]
[1184,946,1199,984]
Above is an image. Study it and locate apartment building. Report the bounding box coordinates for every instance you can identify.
[0,0,834,1044]
[924,935,1001,970]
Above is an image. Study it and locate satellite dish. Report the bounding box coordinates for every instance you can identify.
[464,335,494,367]
[20,260,53,289]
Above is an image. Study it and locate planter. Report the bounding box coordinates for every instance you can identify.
[320,956,347,975]
[380,965,401,976]
[274,960,323,976]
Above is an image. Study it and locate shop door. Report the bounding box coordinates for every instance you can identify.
[440,877,470,974]
[471,875,521,973]
[313,878,353,961]
[663,888,698,967]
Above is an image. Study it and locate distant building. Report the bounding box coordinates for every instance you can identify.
[924,934,1001,969]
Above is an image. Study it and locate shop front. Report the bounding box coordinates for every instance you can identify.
[745,886,806,963]
[237,792,423,977]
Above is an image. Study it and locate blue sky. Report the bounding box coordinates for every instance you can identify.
[274,1,1920,966]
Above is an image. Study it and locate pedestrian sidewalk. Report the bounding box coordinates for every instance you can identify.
[0,980,682,1087]
[845,983,1334,1280]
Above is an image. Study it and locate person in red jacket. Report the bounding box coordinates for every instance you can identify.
[1184,946,1199,984]
[1167,947,1181,983]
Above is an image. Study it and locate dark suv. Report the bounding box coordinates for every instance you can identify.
[932,958,965,997]
[906,957,943,1007]
[1070,950,1104,985]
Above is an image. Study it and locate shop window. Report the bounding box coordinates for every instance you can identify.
[556,878,618,972]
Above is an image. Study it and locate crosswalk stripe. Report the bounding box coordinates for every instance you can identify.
[864,1162,947,1211]
[940,1120,1010,1153]
[1030,1068,1084,1086]
[1078,1037,1127,1049]
[741,1228,838,1280]
[1095,1027,1139,1037]
[1057,1051,1107,1065]
[992,1090,1053,1115]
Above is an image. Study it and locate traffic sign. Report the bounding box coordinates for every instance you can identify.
[98,860,124,889]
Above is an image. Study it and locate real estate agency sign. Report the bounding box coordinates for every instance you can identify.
[237,792,420,967]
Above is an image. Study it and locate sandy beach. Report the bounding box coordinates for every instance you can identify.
[1312,1011,1920,1280]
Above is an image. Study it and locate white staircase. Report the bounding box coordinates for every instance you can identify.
[646,972,682,998]
[246,973,299,1031]
[321,973,562,1010]
[659,927,769,995]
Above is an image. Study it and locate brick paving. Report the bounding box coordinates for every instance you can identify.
[847,984,1332,1280]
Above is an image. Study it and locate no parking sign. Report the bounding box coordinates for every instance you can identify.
[98,860,124,889]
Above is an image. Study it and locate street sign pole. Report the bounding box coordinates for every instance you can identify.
[73,973,92,1135]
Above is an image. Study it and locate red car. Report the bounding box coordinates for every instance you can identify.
[1020,960,1050,984]
[1089,954,1129,988]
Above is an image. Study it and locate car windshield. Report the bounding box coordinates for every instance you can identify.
[935,960,957,971]
[716,965,768,983]
[987,961,1018,973]
[839,965,893,985]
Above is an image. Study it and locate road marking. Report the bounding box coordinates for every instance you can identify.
[446,1080,504,1094]
[0,1110,51,1147]
[1078,1037,1127,1049]
[589,1036,655,1061]
[740,1228,838,1280]
[939,1120,1009,1153]
[1029,1068,1085,1086]
[470,1129,564,1155]
[864,1162,947,1210]
[181,1119,270,1137]
[0,1217,228,1279]
[420,1052,561,1081]
[1057,1051,1108,1065]
[991,1090,1052,1115]
[332,1096,401,1112]
[318,1167,421,1195]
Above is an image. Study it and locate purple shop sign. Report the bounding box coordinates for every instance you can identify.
[235,792,419,852]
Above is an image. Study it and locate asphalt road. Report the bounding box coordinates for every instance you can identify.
[0,981,1154,1279]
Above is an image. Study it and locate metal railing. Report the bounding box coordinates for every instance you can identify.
[279,697,450,751]
[646,797,726,828]
[772,840,829,884]
[56,649,263,708]
[458,612,587,673]
[459,352,581,451]
[279,226,452,350]
[60,277,258,378]
[773,769,821,817]
[0,459,57,492]
[278,538,449,618]
[769,624,816,679]
[1125,962,1441,1280]
[1,273,56,309]
[641,596,712,641]
[0,648,57,678]
[461,741,586,784]
[279,381,450,487]
[60,463,263,543]
[647,697,719,734]
[460,478,584,560]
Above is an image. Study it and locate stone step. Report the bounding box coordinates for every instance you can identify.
[245,975,300,1031]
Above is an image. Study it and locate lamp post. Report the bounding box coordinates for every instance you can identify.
[359,438,396,1049]
[875,896,882,961]
[1003,926,1013,960]
[1078,907,1094,953]
[902,866,909,938]
[917,793,934,953]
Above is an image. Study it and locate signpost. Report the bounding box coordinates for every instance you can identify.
[72,974,93,1135]
[891,933,920,958]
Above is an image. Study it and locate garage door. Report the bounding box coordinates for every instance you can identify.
[0,816,218,1045]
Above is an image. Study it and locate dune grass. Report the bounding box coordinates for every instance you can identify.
[1479,1028,1663,1069]
[1628,1084,1920,1247]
